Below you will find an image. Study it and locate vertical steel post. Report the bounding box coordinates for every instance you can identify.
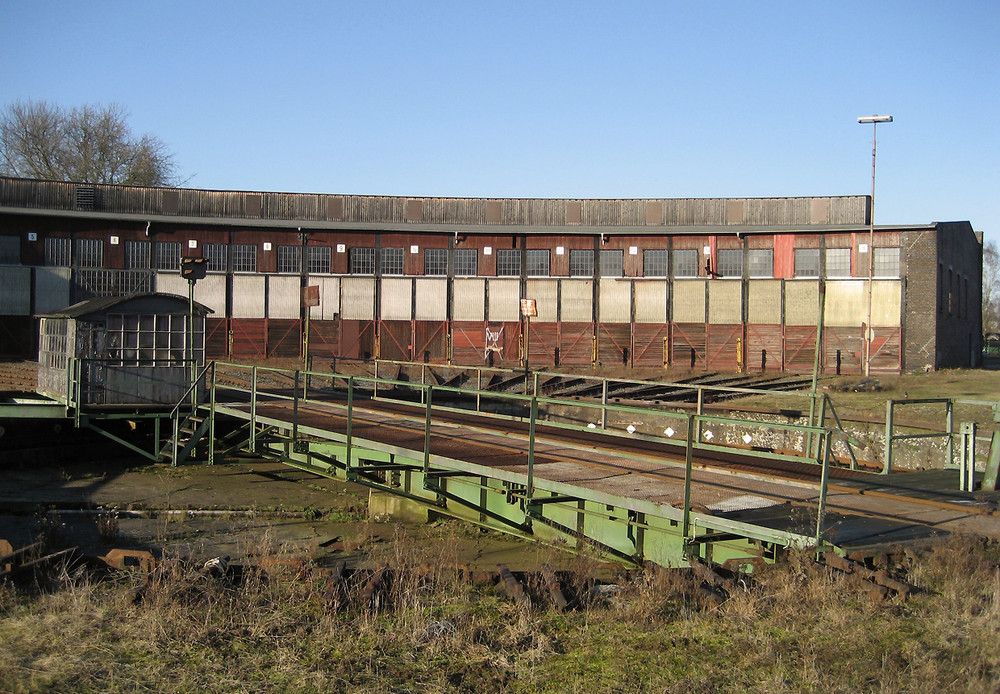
[346,376,354,471]
[250,365,258,452]
[292,370,300,444]
[423,386,433,474]
[601,378,608,430]
[883,400,894,474]
[815,431,833,549]
[682,414,696,553]
[946,400,954,468]
[527,396,538,502]
[208,362,216,465]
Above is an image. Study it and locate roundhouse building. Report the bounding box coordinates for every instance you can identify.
[0,176,983,373]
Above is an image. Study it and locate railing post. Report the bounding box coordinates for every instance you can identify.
[696,387,704,416]
[250,365,258,453]
[601,378,608,430]
[946,399,954,468]
[346,376,354,471]
[208,362,216,465]
[476,368,482,413]
[682,414,696,556]
[883,400,894,474]
[292,370,300,444]
[815,430,832,550]
[423,385,433,473]
[526,395,538,512]
[373,360,379,399]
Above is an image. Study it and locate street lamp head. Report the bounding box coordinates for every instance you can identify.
[858,115,893,123]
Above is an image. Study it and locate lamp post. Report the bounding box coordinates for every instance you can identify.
[857,114,893,377]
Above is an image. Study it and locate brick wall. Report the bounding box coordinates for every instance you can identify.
[934,222,982,368]
[902,228,939,370]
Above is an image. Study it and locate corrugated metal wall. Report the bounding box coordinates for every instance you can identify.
[381,278,412,321]
[784,281,819,325]
[747,281,782,324]
[313,277,340,320]
[526,280,558,322]
[672,281,706,322]
[560,280,592,322]
[414,279,447,321]
[233,276,265,319]
[453,279,485,321]
[707,281,742,324]
[0,267,30,314]
[268,276,300,320]
[35,267,71,314]
[488,279,520,322]
[342,278,376,320]
[599,279,631,323]
[634,281,667,324]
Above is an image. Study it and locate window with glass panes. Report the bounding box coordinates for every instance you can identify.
[349,247,375,274]
[496,249,520,276]
[424,248,448,275]
[205,243,227,272]
[453,248,477,276]
[125,240,150,269]
[75,238,103,268]
[569,249,594,276]
[0,236,20,264]
[673,249,698,277]
[45,237,71,266]
[874,247,900,277]
[525,249,550,276]
[794,248,820,277]
[380,247,404,275]
[232,244,257,272]
[105,312,195,367]
[717,249,742,277]
[599,249,623,277]
[307,246,331,274]
[277,245,301,273]
[747,249,773,277]
[155,241,181,271]
[826,248,851,277]
[643,249,668,277]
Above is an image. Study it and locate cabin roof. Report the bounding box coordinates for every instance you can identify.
[36,292,213,319]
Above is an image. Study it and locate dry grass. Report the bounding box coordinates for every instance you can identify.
[1,525,999,693]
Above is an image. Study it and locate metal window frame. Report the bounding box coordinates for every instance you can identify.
[525,249,550,277]
[423,248,448,276]
[747,248,773,278]
[277,245,302,274]
[716,249,743,278]
[380,247,404,276]
[307,245,332,274]
[569,249,594,277]
[643,249,668,277]
[232,243,258,273]
[673,249,698,277]
[794,248,820,278]
[825,247,852,278]
[349,247,376,275]
[453,248,478,276]
[496,249,520,276]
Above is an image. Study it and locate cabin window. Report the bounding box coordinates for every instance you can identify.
[826,248,852,277]
[349,247,375,274]
[40,318,68,370]
[45,237,71,267]
[277,245,301,273]
[569,249,593,277]
[643,249,668,277]
[673,249,698,277]
[307,246,331,274]
[205,243,228,272]
[453,248,477,276]
[794,249,820,277]
[600,249,624,277]
[76,239,103,268]
[155,242,181,271]
[0,236,20,265]
[874,247,900,277]
[748,249,773,278]
[716,249,743,278]
[105,313,198,366]
[525,249,550,276]
[380,247,404,275]
[232,244,257,273]
[424,248,448,276]
[497,249,520,276]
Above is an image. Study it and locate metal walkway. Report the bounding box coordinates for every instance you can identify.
[195,363,1000,570]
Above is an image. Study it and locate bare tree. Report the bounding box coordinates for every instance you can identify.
[0,100,179,186]
[984,240,1000,334]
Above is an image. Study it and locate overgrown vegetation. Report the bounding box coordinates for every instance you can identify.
[1,524,998,693]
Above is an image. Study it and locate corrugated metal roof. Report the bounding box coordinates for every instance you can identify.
[36,292,213,318]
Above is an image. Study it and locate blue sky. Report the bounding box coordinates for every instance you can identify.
[2,1,998,245]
